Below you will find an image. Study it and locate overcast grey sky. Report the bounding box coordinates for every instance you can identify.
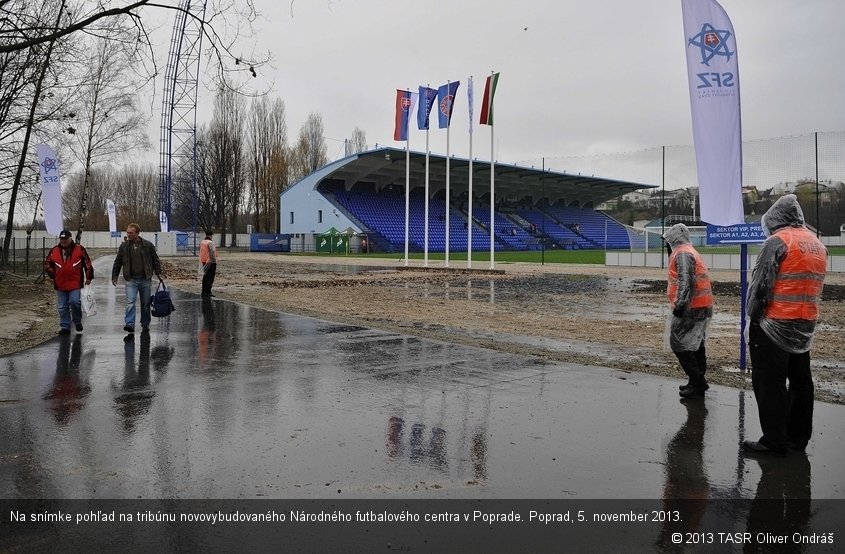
[186,0,844,182]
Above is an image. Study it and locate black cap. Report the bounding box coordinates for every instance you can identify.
[59,229,72,239]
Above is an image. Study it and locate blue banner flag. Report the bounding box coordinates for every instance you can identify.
[437,81,460,129]
[394,89,415,141]
[417,86,438,130]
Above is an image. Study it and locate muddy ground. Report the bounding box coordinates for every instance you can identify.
[4,252,843,403]
[159,253,845,405]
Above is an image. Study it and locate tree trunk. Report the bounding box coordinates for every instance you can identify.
[2,2,66,267]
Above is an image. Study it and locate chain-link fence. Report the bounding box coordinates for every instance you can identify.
[527,131,845,236]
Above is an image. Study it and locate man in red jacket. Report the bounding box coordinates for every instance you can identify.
[44,229,94,335]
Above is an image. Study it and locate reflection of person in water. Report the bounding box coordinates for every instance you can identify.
[745,454,811,554]
[115,332,153,434]
[428,426,448,470]
[658,400,709,549]
[387,416,405,459]
[471,430,488,481]
[44,335,90,424]
[198,296,217,366]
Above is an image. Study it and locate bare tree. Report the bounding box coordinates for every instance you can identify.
[69,17,151,241]
[0,0,268,89]
[290,112,328,182]
[194,88,246,245]
[1,0,268,264]
[62,163,158,232]
[112,164,159,230]
[347,126,367,155]
[0,2,79,240]
[1,0,68,266]
[247,96,289,232]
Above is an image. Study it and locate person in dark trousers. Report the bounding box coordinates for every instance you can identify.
[44,229,94,335]
[111,223,162,334]
[199,230,217,297]
[743,195,827,457]
[663,223,713,399]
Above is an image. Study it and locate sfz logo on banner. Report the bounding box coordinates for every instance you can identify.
[688,23,736,94]
[41,155,59,182]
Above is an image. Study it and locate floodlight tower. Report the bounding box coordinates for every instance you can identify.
[159,0,207,237]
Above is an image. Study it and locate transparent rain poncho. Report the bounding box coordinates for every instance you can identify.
[662,224,712,352]
[746,194,828,354]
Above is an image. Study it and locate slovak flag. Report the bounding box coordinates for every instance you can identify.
[437,81,460,129]
[417,86,438,130]
[393,89,418,141]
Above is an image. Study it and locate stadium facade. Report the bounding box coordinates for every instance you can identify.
[280,147,657,253]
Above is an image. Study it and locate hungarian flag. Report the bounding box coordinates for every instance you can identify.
[393,89,417,141]
[478,72,499,126]
[437,81,460,129]
[417,86,438,130]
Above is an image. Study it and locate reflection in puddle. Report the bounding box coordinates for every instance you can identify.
[396,274,676,321]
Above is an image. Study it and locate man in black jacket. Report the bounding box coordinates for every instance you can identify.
[111,223,162,333]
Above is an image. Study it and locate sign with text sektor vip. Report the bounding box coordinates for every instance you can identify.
[706,223,765,245]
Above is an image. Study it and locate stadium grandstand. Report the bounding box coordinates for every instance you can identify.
[279,147,657,253]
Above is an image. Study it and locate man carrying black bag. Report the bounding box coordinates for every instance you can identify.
[151,278,176,318]
[112,223,162,334]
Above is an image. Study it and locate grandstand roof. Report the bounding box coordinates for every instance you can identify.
[317,147,657,208]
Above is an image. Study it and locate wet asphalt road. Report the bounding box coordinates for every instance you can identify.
[1,258,844,504]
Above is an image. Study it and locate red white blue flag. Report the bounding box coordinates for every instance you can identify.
[682,0,744,226]
[393,89,417,141]
[437,81,460,129]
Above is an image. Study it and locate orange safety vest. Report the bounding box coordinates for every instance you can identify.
[199,239,215,264]
[667,243,713,309]
[764,226,827,320]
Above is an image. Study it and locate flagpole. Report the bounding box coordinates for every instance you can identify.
[488,72,495,270]
[467,145,473,269]
[404,134,410,267]
[467,77,474,269]
[424,127,430,268]
[445,80,451,268]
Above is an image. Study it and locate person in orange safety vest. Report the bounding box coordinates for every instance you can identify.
[663,223,713,399]
[199,230,217,297]
[742,194,827,457]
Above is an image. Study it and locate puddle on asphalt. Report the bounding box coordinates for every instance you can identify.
[392,274,669,321]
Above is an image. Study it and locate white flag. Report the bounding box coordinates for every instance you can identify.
[106,199,117,235]
[36,143,63,235]
[467,76,474,135]
[682,0,744,226]
[159,211,169,232]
